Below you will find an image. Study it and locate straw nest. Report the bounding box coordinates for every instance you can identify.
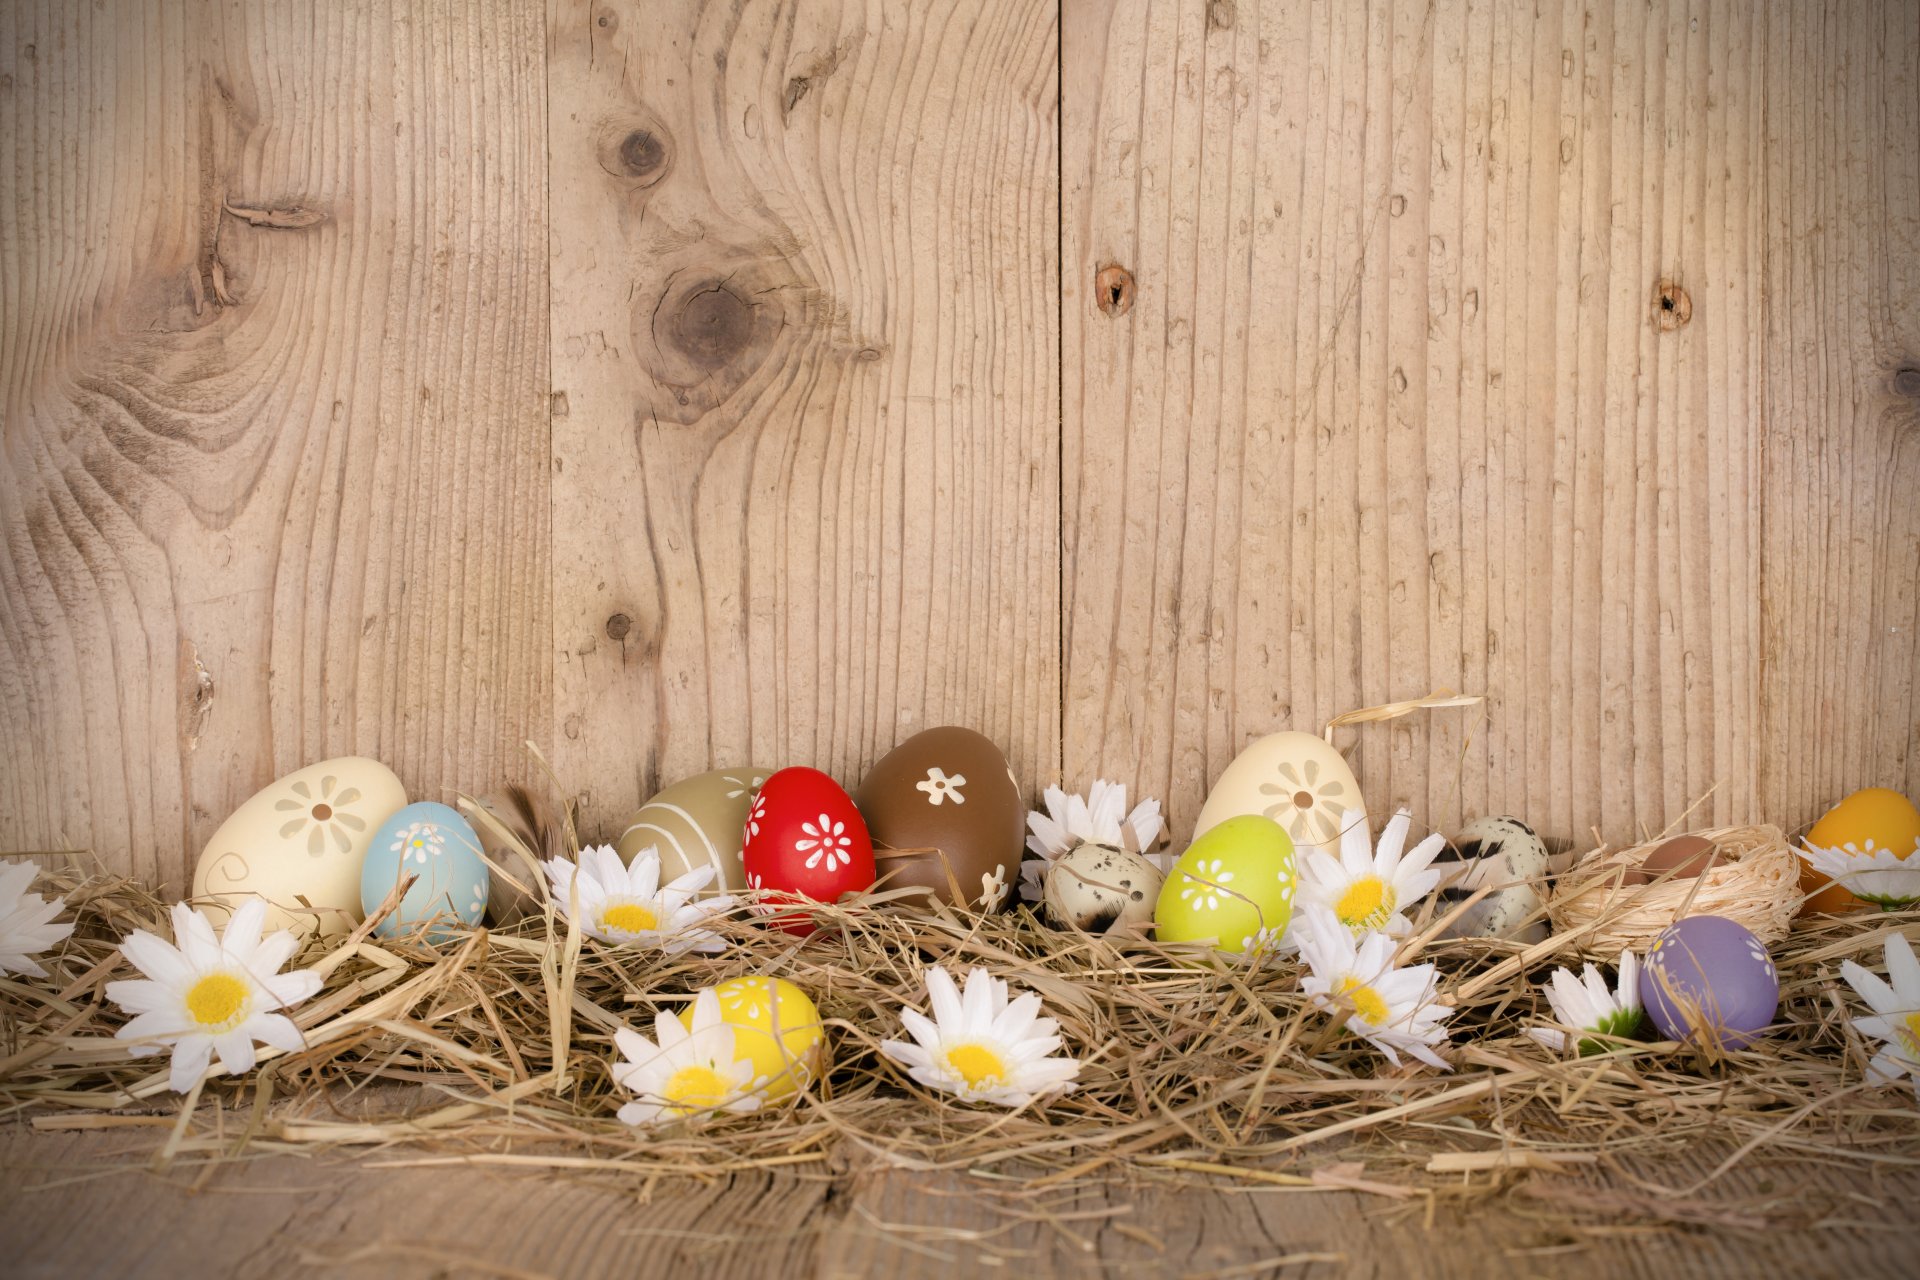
[3,829,1915,1193]
[1548,824,1800,953]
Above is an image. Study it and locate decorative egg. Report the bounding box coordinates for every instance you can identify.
[191,756,407,937]
[1798,788,1920,916]
[741,767,875,935]
[1433,815,1550,942]
[682,976,825,1101]
[1042,842,1164,934]
[1193,731,1366,850]
[1154,815,1296,955]
[854,727,1023,912]
[1639,915,1779,1050]
[359,802,491,942]
[615,767,774,897]
[1629,834,1719,884]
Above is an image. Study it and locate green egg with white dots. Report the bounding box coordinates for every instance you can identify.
[1153,815,1296,955]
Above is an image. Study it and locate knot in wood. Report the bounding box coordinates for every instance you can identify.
[616,129,668,183]
[1651,278,1692,331]
[667,281,757,370]
[605,612,633,642]
[1893,367,1920,399]
[1208,1,1237,31]
[1095,264,1135,317]
[597,115,674,188]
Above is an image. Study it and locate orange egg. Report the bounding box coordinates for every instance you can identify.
[1798,788,1920,915]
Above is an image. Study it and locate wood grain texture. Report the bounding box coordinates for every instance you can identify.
[3,1125,1917,1278]
[0,0,551,889]
[1063,0,1920,849]
[3,0,1917,880]
[1756,4,1920,837]
[547,0,1060,832]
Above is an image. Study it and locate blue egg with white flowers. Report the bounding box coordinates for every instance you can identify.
[360,802,489,941]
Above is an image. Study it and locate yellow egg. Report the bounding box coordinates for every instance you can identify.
[1799,788,1920,916]
[681,977,825,1100]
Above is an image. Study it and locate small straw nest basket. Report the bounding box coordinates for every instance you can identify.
[1547,823,1799,953]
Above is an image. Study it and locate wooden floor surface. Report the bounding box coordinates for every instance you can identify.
[2,1125,1916,1278]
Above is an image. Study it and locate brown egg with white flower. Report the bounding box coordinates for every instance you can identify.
[854,727,1025,912]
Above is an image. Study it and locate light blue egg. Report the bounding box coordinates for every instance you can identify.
[360,801,490,941]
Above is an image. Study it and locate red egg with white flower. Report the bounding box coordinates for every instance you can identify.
[740,767,876,935]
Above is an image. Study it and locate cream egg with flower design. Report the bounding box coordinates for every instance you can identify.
[192,756,409,938]
[1193,731,1367,849]
[1154,815,1296,956]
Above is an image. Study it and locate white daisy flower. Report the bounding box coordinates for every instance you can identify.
[612,988,762,1127]
[0,859,76,978]
[1020,780,1167,903]
[1297,808,1445,937]
[1528,950,1646,1054]
[1294,905,1455,1070]
[106,898,323,1094]
[544,844,733,954]
[1840,932,1920,1100]
[880,965,1082,1107]
[1797,841,1920,910]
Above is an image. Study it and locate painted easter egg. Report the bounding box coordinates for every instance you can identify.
[1193,731,1366,850]
[1639,915,1779,1050]
[191,756,407,938]
[615,767,775,897]
[1629,834,1720,884]
[681,976,825,1102]
[1154,815,1296,955]
[1433,815,1550,943]
[741,767,875,935]
[359,801,491,942]
[855,727,1023,912]
[1043,842,1163,934]
[1798,788,1920,916]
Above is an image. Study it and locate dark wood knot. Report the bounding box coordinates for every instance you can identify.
[605,613,633,643]
[1893,367,1920,399]
[1651,278,1692,331]
[666,281,756,370]
[597,115,674,188]
[1095,264,1135,317]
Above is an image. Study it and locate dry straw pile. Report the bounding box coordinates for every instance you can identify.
[1549,824,1801,951]
[3,824,1917,1192]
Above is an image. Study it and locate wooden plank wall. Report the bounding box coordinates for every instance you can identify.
[2,0,1915,888]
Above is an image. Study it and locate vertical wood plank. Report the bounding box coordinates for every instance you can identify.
[547,0,1061,833]
[1757,2,1920,833]
[0,0,551,887]
[1064,0,1915,850]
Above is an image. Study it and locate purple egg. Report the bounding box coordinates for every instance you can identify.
[1639,915,1779,1050]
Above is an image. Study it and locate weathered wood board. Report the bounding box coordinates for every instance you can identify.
[1064,0,1920,846]
[3,0,1918,885]
[2,1124,1917,1278]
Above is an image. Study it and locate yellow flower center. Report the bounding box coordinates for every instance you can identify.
[600,902,659,934]
[1336,876,1396,930]
[945,1042,1007,1089]
[1901,1013,1920,1058]
[185,972,249,1028]
[1335,976,1389,1025]
[661,1065,734,1114]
